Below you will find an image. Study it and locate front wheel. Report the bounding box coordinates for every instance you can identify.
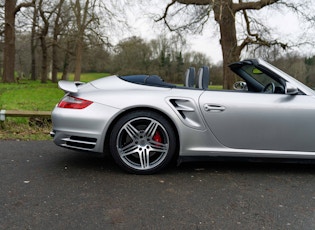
[109,111,177,174]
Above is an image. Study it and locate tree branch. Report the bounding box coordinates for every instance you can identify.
[233,0,280,12]
[155,0,176,23]
[15,0,35,15]
[176,0,214,5]
[156,0,212,33]
[238,7,288,53]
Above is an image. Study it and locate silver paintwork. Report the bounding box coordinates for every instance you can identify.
[51,58,315,163]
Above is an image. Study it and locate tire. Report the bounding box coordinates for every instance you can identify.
[109,110,176,174]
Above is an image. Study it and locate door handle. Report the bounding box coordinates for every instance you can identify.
[204,104,225,112]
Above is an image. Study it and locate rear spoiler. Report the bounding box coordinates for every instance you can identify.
[58,80,85,93]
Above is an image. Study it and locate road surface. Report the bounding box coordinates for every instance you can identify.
[1,140,315,229]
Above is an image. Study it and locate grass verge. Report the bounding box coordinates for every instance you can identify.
[0,120,52,141]
[0,73,108,140]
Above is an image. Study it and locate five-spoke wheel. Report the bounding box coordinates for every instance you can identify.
[109,111,176,174]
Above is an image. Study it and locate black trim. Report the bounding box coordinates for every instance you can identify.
[120,75,176,88]
[178,156,315,165]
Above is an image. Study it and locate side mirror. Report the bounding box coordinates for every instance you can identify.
[233,81,247,91]
[285,82,298,95]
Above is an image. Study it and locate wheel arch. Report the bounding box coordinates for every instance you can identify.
[103,107,180,158]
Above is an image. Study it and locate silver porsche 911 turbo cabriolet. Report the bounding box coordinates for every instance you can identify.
[51,58,315,174]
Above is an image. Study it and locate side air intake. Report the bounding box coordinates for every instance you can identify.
[168,98,205,129]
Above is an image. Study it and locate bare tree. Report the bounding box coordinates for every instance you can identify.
[51,0,68,83]
[71,0,98,81]
[2,0,126,83]
[70,0,121,81]
[60,38,74,81]
[2,0,34,83]
[30,0,38,80]
[37,0,53,83]
[157,0,314,89]
[112,36,152,75]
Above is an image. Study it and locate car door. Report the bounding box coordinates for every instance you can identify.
[199,90,315,152]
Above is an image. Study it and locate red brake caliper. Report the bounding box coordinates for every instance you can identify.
[153,131,162,143]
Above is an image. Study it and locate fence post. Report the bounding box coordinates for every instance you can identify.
[0,110,6,121]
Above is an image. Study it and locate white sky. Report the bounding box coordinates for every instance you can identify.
[124,1,315,64]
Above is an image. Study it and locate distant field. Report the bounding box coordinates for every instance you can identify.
[0,81,62,111]
[0,73,109,110]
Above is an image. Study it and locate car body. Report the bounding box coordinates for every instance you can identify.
[51,58,315,174]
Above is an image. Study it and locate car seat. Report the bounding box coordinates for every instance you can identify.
[196,66,210,89]
[184,67,195,87]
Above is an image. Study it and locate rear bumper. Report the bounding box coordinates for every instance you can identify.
[51,103,120,153]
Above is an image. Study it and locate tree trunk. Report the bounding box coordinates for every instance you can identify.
[51,35,59,83]
[3,0,17,83]
[74,39,83,81]
[38,0,50,84]
[30,4,38,81]
[61,55,70,81]
[3,0,34,83]
[72,0,93,82]
[61,41,71,81]
[40,35,48,83]
[51,0,65,83]
[213,0,240,89]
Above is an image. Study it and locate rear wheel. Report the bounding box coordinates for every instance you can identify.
[109,111,176,174]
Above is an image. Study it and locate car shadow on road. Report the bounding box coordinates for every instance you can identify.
[175,159,315,176]
[53,150,315,175]
[53,150,123,174]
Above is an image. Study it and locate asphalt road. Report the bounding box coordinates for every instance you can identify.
[1,140,315,230]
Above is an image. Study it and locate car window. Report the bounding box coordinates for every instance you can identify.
[241,65,281,88]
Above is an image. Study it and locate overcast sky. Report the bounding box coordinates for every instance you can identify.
[123,0,315,64]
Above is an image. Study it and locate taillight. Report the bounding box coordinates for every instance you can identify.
[58,96,93,109]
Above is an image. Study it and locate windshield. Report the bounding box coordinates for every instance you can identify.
[240,65,282,88]
[257,59,315,95]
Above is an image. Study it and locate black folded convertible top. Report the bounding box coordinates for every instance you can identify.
[120,75,176,88]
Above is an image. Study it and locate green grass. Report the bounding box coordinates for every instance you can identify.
[0,73,108,140]
[0,72,109,111]
[0,81,63,111]
[209,85,223,90]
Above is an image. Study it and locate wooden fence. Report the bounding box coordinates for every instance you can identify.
[0,110,51,121]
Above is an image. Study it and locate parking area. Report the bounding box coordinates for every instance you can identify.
[1,140,315,229]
